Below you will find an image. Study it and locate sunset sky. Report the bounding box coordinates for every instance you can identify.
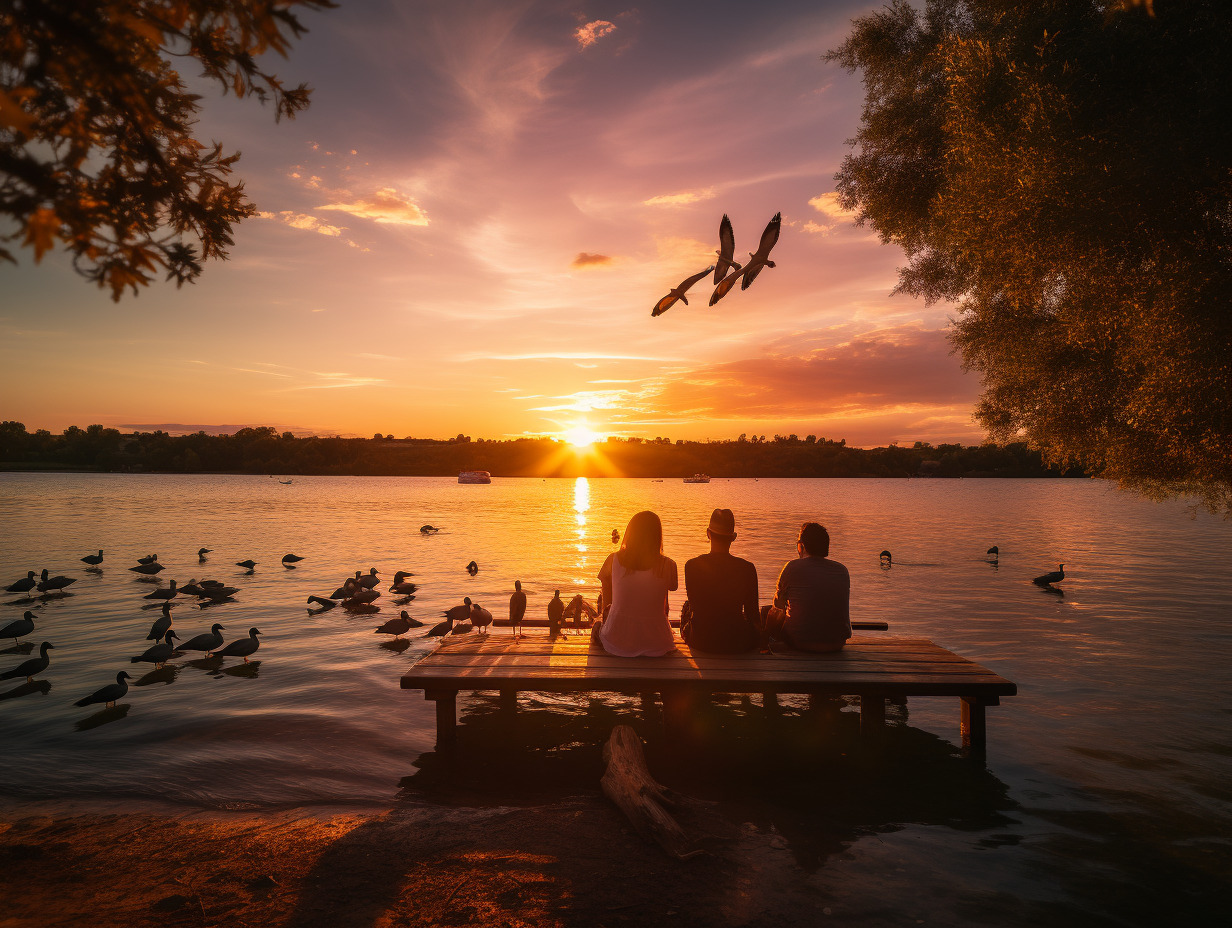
[2,0,986,446]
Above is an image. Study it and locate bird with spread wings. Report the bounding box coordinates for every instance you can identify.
[709,212,781,306]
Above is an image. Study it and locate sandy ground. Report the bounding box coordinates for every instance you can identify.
[0,796,841,928]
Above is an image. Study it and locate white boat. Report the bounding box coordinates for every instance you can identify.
[682,474,711,484]
[458,471,491,484]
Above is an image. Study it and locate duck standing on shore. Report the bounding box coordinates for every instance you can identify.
[1,642,54,683]
[0,611,35,646]
[74,671,131,709]
[131,630,179,669]
[177,623,226,657]
[509,581,527,638]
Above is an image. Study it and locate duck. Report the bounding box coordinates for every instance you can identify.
[306,595,337,611]
[215,627,261,662]
[344,588,380,607]
[509,581,527,638]
[179,579,206,596]
[80,550,104,566]
[356,568,381,590]
[652,264,716,317]
[709,212,781,305]
[131,630,179,668]
[879,550,892,566]
[986,546,999,563]
[466,561,479,575]
[145,602,174,641]
[129,561,165,575]
[713,213,743,284]
[37,569,77,594]
[282,553,304,567]
[177,623,226,656]
[375,612,416,638]
[137,554,159,565]
[5,571,36,594]
[399,609,424,628]
[449,619,474,636]
[0,611,35,645]
[443,597,473,624]
[611,530,620,544]
[1033,563,1065,586]
[420,524,440,535]
[197,547,212,561]
[198,584,240,601]
[143,579,179,601]
[425,615,455,637]
[0,642,54,682]
[469,603,494,634]
[236,560,257,572]
[74,671,131,709]
[328,579,357,599]
[389,572,418,595]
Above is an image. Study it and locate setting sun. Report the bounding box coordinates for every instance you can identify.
[563,425,601,449]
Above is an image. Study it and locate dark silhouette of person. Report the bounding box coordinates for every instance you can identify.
[682,508,759,654]
[594,510,678,656]
[762,522,851,652]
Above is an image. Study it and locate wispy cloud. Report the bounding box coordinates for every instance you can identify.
[572,252,612,267]
[318,188,429,226]
[575,20,617,49]
[256,211,345,237]
[644,187,716,207]
[803,192,858,235]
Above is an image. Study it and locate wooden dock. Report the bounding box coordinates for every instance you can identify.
[401,635,1016,750]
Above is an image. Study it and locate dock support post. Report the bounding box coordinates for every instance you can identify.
[860,693,885,735]
[961,697,988,750]
[499,689,517,712]
[426,689,457,745]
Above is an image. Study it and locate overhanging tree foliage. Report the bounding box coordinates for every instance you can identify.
[829,0,1232,511]
[0,0,332,299]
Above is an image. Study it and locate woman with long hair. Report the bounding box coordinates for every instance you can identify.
[594,510,678,656]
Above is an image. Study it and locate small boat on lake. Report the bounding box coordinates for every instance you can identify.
[458,471,491,484]
[683,474,711,484]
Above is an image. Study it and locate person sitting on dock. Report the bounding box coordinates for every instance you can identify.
[761,522,851,652]
[593,511,679,657]
[681,508,760,654]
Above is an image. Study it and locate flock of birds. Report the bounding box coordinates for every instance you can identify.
[653,213,782,317]
[1,549,270,711]
[878,546,1065,589]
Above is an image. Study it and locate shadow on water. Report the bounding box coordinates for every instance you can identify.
[1,642,35,656]
[74,703,131,731]
[0,679,51,701]
[283,696,1018,928]
[219,660,261,679]
[134,665,179,687]
[378,638,411,654]
[185,656,225,673]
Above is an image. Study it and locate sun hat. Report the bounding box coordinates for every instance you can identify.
[707,508,737,538]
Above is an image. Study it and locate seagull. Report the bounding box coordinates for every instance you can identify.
[466,561,479,575]
[357,568,381,590]
[177,623,226,656]
[37,570,77,594]
[215,627,261,662]
[0,641,53,683]
[420,524,440,534]
[0,611,35,645]
[375,612,416,638]
[709,212,781,305]
[74,671,131,709]
[129,562,165,575]
[1033,563,1065,586]
[282,554,304,567]
[5,571,36,594]
[470,603,494,634]
[198,547,212,561]
[80,550,104,566]
[137,554,159,565]
[509,581,527,638]
[236,560,257,572]
[132,630,179,668]
[652,265,715,317]
[306,595,337,611]
[713,213,742,283]
[146,603,174,641]
[143,579,179,601]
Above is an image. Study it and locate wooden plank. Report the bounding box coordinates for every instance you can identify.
[502,618,891,631]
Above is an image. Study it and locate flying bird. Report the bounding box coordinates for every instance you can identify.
[713,213,742,284]
[74,671,131,709]
[652,265,716,317]
[709,212,781,305]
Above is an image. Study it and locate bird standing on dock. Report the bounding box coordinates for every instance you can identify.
[80,550,104,566]
[651,265,715,317]
[1,642,54,682]
[215,627,262,663]
[177,623,226,656]
[710,212,781,305]
[509,581,527,639]
[1,611,35,645]
[74,671,131,709]
[145,603,174,641]
[470,603,494,634]
[443,597,473,624]
[548,590,564,636]
[6,571,36,594]
[1032,564,1065,586]
[132,630,179,668]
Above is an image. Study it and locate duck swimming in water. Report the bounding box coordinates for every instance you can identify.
[74,671,131,708]
[466,561,479,575]
[145,603,174,642]
[1033,563,1065,586]
[80,550,104,566]
[131,630,179,668]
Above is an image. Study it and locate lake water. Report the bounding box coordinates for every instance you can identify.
[1,474,1229,924]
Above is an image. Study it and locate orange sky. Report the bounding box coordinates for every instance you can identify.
[0,1,986,447]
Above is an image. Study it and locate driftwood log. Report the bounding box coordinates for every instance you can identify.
[600,724,702,859]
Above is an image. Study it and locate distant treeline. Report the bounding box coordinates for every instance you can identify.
[0,422,1085,479]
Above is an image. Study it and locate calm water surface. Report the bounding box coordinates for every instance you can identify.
[1,475,1229,924]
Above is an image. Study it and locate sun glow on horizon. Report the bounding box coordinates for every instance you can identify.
[563,425,601,449]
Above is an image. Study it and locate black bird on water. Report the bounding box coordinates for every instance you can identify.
[146,603,174,641]
[137,554,159,565]
[282,554,304,567]
[80,550,104,566]
[216,627,262,663]
[375,611,421,638]
[307,595,337,611]
[420,524,440,535]
[466,561,479,575]
[178,623,225,656]
[1,611,36,645]
[198,547,212,561]
[986,546,1000,564]
[37,570,77,594]
[879,550,892,566]
[1,642,54,683]
[132,630,179,668]
[75,671,130,709]
[6,571,36,594]
[129,562,164,575]
[236,560,257,572]
[1033,564,1065,586]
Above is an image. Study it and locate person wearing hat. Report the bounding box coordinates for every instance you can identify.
[761,522,851,652]
[682,508,761,654]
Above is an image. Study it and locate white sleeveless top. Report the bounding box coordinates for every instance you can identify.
[600,556,676,657]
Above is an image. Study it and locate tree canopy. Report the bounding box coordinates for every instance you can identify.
[829,0,1232,512]
[0,0,331,298]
